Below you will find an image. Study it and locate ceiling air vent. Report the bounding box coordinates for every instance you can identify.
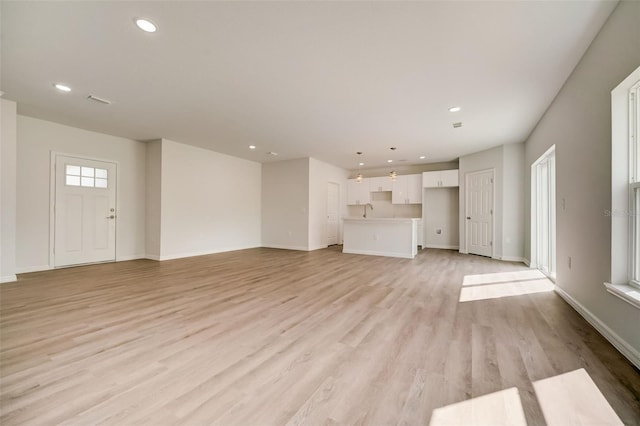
[87,95,112,105]
[452,122,462,128]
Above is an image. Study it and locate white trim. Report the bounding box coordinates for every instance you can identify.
[145,254,161,261]
[523,258,531,267]
[604,282,640,310]
[16,265,52,274]
[425,244,460,250]
[1,275,17,283]
[554,285,640,370]
[261,244,309,252]
[530,145,556,273]
[342,248,415,259]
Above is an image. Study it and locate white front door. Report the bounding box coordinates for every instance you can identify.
[466,169,493,257]
[327,182,339,246]
[54,155,117,267]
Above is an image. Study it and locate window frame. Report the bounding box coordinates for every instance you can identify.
[606,66,640,309]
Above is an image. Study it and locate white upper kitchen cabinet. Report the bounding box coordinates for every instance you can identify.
[392,174,422,204]
[347,178,371,205]
[423,169,459,188]
[369,176,392,192]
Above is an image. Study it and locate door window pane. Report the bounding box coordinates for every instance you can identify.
[81,167,95,177]
[66,165,80,176]
[95,178,108,188]
[81,177,94,187]
[66,175,80,186]
[95,168,108,179]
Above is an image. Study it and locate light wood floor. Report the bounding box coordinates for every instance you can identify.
[1,247,639,425]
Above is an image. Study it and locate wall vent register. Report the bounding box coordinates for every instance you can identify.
[65,165,108,188]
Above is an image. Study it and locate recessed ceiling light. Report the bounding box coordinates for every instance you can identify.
[387,159,393,163]
[449,106,462,112]
[53,83,71,92]
[135,18,157,33]
[419,156,426,159]
[249,145,256,150]
[359,162,364,166]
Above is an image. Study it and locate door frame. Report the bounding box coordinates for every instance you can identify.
[530,145,556,277]
[464,168,495,257]
[326,181,341,246]
[49,152,120,268]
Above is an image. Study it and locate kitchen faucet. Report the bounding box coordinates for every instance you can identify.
[363,203,373,218]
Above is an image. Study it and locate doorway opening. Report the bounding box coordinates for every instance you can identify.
[327,182,340,246]
[531,146,556,279]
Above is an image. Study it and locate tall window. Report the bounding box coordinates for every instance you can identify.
[608,66,640,307]
[630,81,640,287]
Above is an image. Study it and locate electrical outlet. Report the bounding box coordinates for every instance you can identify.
[435,228,442,235]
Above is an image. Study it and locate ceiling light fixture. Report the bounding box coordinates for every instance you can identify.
[449,106,462,112]
[249,145,256,150]
[419,156,426,159]
[135,18,157,33]
[54,83,71,92]
[388,147,397,181]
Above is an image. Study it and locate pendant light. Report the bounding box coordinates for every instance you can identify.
[388,147,397,181]
[356,152,364,182]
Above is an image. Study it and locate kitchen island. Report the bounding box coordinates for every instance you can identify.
[343,218,419,259]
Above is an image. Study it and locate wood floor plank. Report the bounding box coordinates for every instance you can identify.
[1,247,638,425]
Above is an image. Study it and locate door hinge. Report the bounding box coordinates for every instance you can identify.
[490,241,493,246]
[491,178,494,183]
[490,209,493,214]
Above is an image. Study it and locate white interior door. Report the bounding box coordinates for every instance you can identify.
[466,169,494,257]
[327,182,339,246]
[54,155,117,267]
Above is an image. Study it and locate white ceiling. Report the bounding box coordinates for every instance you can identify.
[1,1,617,170]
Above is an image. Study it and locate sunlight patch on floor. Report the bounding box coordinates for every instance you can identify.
[462,269,547,286]
[533,368,623,426]
[459,270,554,302]
[429,387,526,426]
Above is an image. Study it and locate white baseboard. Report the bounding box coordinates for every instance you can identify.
[342,248,415,259]
[424,244,460,250]
[262,244,310,252]
[499,256,528,264]
[153,245,262,261]
[523,258,531,267]
[1,275,17,283]
[16,265,51,274]
[145,254,161,261]
[117,254,147,262]
[554,285,640,370]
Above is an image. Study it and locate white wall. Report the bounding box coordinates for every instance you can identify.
[262,158,310,250]
[502,143,525,261]
[157,139,261,260]
[423,187,459,249]
[524,1,640,362]
[145,140,162,260]
[308,157,348,250]
[15,116,147,272]
[1,99,17,282]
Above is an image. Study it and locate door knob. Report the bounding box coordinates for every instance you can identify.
[106,215,115,219]
[466,216,471,220]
